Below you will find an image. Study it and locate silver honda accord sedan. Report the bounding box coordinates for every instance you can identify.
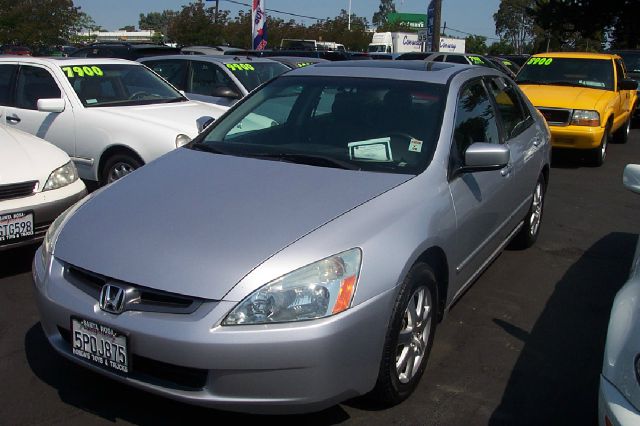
[32,61,550,414]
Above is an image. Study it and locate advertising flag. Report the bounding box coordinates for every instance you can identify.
[252,0,267,50]
[426,0,435,49]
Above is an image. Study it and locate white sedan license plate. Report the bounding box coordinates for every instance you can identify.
[0,211,34,243]
[71,317,129,373]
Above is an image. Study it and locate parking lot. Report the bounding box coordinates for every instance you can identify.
[1,129,640,425]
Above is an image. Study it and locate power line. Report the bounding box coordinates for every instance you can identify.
[219,0,324,21]
[444,25,501,41]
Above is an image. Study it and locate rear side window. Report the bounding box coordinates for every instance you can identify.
[0,64,18,106]
[445,55,468,64]
[15,66,61,110]
[487,77,533,140]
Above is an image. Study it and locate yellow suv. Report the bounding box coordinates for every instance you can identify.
[516,52,638,166]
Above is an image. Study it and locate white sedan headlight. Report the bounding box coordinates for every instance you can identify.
[43,161,78,191]
[175,134,192,148]
[223,248,362,325]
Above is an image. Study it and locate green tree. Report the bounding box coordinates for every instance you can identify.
[0,0,79,47]
[608,0,640,49]
[139,10,177,37]
[488,40,515,55]
[372,0,396,28]
[167,1,224,46]
[119,25,136,32]
[493,0,534,54]
[465,35,488,54]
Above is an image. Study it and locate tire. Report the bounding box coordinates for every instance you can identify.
[100,154,143,186]
[510,175,545,250]
[371,263,438,406]
[613,115,631,144]
[588,123,610,167]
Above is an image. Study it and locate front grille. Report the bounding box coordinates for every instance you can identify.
[538,108,571,126]
[58,327,208,390]
[65,264,209,314]
[0,181,37,201]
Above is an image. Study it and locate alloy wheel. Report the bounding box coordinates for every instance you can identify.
[107,162,135,183]
[529,182,543,237]
[395,286,432,384]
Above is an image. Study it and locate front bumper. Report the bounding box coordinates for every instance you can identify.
[32,252,396,414]
[0,180,86,251]
[549,125,605,150]
[599,375,640,426]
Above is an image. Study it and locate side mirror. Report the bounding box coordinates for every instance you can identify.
[196,116,215,133]
[459,142,510,174]
[619,79,638,91]
[37,98,65,113]
[211,86,241,99]
[623,164,640,194]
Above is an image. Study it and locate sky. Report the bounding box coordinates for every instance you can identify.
[74,0,502,41]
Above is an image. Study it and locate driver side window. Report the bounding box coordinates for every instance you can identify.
[450,80,500,170]
[16,66,61,110]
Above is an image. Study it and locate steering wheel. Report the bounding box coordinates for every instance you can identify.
[128,91,151,100]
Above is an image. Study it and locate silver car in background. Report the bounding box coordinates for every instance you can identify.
[33,61,551,414]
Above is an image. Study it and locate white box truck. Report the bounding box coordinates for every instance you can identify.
[368,32,422,54]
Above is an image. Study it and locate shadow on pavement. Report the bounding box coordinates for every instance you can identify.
[489,232,637,425]
[1,245,38,279]
[24,324,351,425]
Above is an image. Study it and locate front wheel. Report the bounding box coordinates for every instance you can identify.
[588,123,610,167]
[510,175,545,249]
[100,154,143,186]
[371,263,438,405]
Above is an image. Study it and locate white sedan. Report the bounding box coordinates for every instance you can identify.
[0,57,228,185]
[599,164,640,425]
[0,125,86,251]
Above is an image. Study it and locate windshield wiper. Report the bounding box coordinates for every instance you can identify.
[246,152,361,170]
[545,80,590,87]
[190,142,227,154]
[515,79,548,85]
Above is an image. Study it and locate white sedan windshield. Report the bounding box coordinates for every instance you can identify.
[61,64,185,107]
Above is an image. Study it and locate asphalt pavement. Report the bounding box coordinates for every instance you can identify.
[2,130,640,425]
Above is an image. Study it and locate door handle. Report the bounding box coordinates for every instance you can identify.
[500,164,513,177]
[6,115,20,124]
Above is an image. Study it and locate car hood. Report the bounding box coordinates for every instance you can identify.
[93,100,228,137]
[519,85,609,110]
[0,126,69,186]
[54,148,411,300]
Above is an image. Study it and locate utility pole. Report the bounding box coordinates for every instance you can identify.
[348,0,352,31]
[215,0,220,23]
[431,0,442,52]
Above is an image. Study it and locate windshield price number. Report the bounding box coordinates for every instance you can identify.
[296,62,313,68]
[0,211,34,243]
[226,63,255,71]
[468,56,485,65]
[71,317,129,373]
[527,57,554,66]
[61,66,104,78]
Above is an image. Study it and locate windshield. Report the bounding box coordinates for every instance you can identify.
[616,52,640,75]
[368,45,388,53]
[224,62,289,92]
[516,57,614,90]
[61,64,185,107]
[195,76,445,175]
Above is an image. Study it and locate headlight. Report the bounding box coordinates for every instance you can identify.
[223,248,362,325]
[571,110,600,126]
[43,161,78,191]
[41,194,90,268]
[175,134,192,148]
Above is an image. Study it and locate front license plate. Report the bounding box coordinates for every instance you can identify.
[0,211,34,243]
[71,317,129,373]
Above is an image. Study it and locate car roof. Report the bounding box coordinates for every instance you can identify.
[531,52,618,60]
[288,60,478,84]
[0,57,140,66]
[139,54,281,64]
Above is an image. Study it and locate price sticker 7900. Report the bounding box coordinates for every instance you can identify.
[61,66,104,78]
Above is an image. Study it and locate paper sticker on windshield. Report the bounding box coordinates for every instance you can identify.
[225,63,255,71]
[348,138,393,161]
[468,56,485,65]
[61,66,104,78]
[527,57,553,66]
[408,138,423,153]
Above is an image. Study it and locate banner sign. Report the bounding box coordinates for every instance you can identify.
[252,0,267,50]
[426,0,435,49]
